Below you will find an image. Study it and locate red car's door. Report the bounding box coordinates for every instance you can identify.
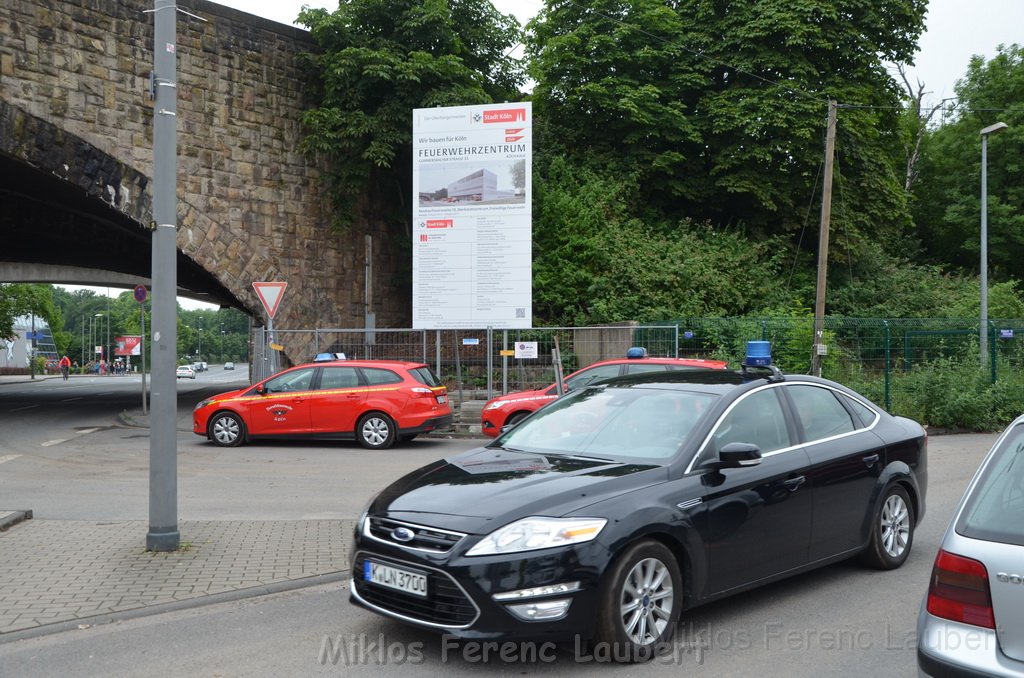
[245,367,315,436]
[309,366,365,434]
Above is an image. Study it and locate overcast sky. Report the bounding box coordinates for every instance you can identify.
[213,0,1022,107]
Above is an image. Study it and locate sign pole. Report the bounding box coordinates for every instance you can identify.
[147,0,179,552]
[136,285,149,415]
[252,281,287,377]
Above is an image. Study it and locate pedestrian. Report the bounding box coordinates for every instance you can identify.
[58,355,71,381]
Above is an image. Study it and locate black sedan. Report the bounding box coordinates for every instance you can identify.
[350,359,927,661]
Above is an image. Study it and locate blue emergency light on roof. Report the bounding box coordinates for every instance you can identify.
[626,347,648,359]
[745,341,772,367]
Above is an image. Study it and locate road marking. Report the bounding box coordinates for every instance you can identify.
[60,397,84,402]
[41,427,101,447]
[0,455,22,464]
[10,404,40,412]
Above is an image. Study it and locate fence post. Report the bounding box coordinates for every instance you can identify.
[674,325,679,358]
[989,322,997,384]
[883,320,891,412]
[486,326,493,400]
[435,330,441,378]
[502,330,508,396]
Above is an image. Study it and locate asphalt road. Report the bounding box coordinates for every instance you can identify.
[0,374,1001,675]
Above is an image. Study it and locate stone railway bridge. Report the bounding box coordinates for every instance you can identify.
[0,0,408,364]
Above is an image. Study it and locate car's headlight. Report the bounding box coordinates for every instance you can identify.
[483,401,506,411]
[194,399,213,410]
[356,494,378,534]
[466,517,607,556]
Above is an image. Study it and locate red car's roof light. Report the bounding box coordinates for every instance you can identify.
[926,549,995,629]
[625,347,648,359]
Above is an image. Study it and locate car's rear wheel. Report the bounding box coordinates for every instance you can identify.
[593,540,682,662]
[209,412,245,447]
[861,485,914,569]
[358,413,396,449]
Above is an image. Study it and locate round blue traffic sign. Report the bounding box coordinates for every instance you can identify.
[134,285,148,303]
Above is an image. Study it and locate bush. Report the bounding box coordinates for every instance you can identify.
[888,358,1024,431]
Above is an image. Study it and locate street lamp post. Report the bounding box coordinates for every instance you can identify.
[980,121,1008,366]
[95,313,108,373]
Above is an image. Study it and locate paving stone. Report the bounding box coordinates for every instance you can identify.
[0,519,352,635]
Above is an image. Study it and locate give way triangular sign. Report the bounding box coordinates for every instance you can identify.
[253,281,287,320]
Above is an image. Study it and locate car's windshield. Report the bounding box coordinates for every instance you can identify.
[495,385,717,461]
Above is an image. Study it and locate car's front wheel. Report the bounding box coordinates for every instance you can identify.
[504,411,529,428]
[861,485,914,569]
[593,540,682,662]
[209,412,246,447]
[357,413,396,450]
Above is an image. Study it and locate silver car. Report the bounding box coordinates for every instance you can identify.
[917,416,1024,676]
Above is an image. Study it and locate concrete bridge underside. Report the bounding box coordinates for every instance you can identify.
[0,151,239,308]
[0,152,237,309]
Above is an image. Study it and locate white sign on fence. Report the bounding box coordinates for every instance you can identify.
[515,341,538,359]
[411,102,532,330]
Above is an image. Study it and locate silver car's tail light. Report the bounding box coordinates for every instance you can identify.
[926,549,995,629]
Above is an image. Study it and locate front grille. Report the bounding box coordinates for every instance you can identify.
[353,553,478,627]
[367,517,465,553]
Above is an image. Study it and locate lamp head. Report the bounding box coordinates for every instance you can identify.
[981,122,1009,137]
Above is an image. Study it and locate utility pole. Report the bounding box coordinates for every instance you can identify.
[811,99,837,377]
[147,0,180,552]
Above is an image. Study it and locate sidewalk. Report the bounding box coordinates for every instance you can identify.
[0,515,353,640]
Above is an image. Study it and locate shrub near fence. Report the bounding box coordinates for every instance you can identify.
[254,318,1024,431]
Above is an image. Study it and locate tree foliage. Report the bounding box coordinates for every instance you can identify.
[0,284,59,342]
[911,44,1024,279]
[527,0,926,253]
[533,159,785,325]
[297,0,525,230]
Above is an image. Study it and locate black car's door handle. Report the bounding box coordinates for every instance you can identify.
[783,475,806,492]
[863,454,880,468]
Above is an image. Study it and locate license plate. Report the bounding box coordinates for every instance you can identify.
[436,395,448,404]
[364,560,428,598]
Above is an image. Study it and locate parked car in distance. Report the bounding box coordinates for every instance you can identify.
[223,361,235,370]
[193,358,451,449]
[481,347,729,436]
[917,415,1024,677]
[352,344,927,661]
[176,365,196,379]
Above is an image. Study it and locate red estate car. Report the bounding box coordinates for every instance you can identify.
[481,348,729,436]
[193,359,451,449]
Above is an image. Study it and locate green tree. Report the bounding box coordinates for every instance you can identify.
[527,0,926,255]
[297,0,525,231]
[533,158,784,325]
[912,44,1024,278]
[0,284,60,343]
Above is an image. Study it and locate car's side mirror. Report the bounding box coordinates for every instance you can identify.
[706,442,762,470]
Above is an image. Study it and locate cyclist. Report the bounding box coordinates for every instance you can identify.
[58,355,71,381]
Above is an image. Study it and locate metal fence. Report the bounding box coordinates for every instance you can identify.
[251,318,1024,417]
